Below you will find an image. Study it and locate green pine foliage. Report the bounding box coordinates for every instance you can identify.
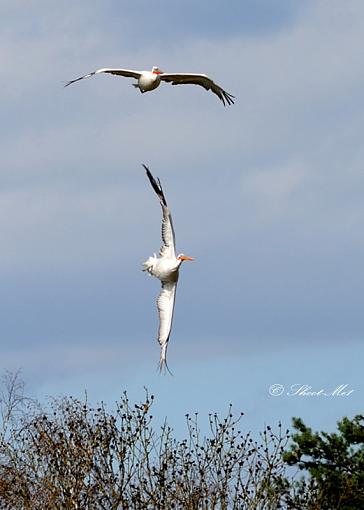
[284,415,364,509]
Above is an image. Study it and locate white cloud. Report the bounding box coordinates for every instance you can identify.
[240,160,307,218]
[242,161,306,199]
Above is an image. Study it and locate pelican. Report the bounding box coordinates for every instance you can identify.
[142,165,194,373]
[65,65,235,106]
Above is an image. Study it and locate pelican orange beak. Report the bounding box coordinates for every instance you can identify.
[178,255,194,261]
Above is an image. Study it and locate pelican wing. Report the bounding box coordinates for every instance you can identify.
[160,72,235,106]
[143,165,176,259]
[157,281,177,373]
[64,68,142,87]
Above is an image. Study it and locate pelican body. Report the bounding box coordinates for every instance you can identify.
[143,256,180,283]
[65,65,234,106]
[136,67,162,92]
[142,165,193,373]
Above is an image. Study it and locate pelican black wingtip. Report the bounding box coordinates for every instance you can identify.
[143,164,168,207]
[143,164,155,183]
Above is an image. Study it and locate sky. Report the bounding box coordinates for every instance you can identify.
[0,0,363,439]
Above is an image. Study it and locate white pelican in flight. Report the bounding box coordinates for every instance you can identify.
[142,165,194,373]
[65,65,235,106]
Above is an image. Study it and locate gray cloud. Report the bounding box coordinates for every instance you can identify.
[0,1,363,432]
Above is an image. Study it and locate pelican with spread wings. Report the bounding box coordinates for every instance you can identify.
[142,165,193,373]
[65,65,234,106]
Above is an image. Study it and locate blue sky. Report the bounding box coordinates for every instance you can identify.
[1,0,363,438]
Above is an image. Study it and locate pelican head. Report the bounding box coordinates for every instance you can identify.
[152,66,163,74]
[177,254,194,262]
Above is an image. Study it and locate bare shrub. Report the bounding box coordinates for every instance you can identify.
[0,373,308,509]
